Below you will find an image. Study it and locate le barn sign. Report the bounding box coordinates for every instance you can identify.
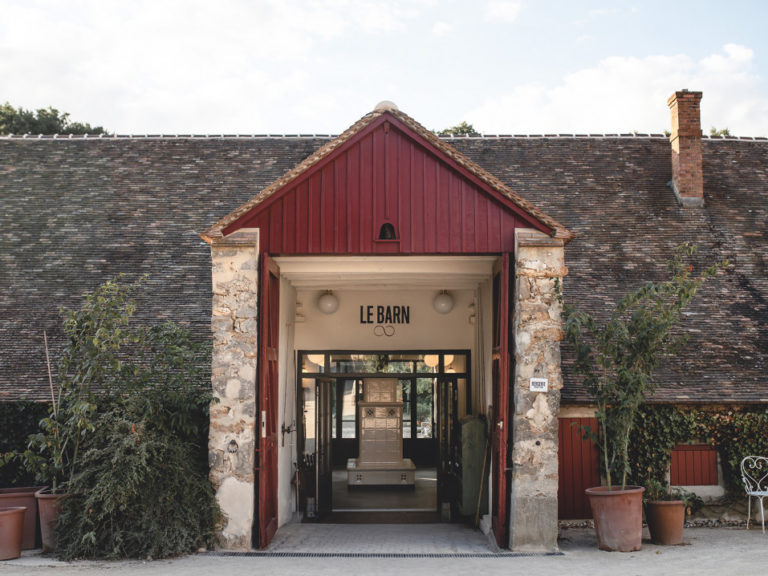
[359,305,411,325]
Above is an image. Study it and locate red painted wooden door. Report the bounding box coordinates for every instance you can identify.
[257,255,280,549]
[491,254,511,548]
[558,417,600,519]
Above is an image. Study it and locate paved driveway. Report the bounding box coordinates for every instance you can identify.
[2,525,767,576]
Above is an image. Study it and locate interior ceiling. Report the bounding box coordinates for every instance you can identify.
[274,256,497,290]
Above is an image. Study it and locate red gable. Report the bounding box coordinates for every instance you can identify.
[204,106,571,254]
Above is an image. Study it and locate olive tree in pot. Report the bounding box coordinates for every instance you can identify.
[559,243,725,552]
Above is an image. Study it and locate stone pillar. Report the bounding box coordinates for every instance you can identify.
[208,228,260,549]
[508,229,567,552]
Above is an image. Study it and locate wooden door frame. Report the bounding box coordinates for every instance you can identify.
[256,254,280,549]
[491,253,511,548]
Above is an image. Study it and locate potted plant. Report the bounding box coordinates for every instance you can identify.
[644,477,701,545]
[560,243,725,552]
[0,399,53,550]
[0,506,27,560]
[0,486,46,550]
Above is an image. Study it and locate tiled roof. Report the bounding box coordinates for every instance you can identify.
[1,134,766,404]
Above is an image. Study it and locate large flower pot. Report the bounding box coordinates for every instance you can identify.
[585,486,645,552]
[0,507,27,560]
[35,489,65,553]
[0,486,46,549]
[645,500,685,545]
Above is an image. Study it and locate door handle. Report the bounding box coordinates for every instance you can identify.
[262,410,267,438]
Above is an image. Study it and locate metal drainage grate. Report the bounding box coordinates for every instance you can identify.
[209,551,564,558]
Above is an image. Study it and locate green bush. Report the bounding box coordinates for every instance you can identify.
[18,277,219,559]
[0,401,49,486]
[57,411,219,559]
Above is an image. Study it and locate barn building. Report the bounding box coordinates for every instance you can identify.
[1,90,766,551]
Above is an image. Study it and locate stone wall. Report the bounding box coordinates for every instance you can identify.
[509,229,567,552]
[208,229,260,549]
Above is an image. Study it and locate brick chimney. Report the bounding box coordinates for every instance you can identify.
[667,90,704,207]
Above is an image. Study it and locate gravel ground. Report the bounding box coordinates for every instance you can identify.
[1,525,766,576]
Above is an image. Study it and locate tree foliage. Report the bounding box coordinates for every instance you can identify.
[559,244,727,489]
[0,102,107,135]
[709,126,731,137]
[0,401,49,486]
[437,121,480,137]
[18,276,218,559]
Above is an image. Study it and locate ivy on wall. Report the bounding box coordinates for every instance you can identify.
[703,410,768,491]
[627,405,768,494]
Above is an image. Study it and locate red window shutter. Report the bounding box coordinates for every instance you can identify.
[670,445,718,486]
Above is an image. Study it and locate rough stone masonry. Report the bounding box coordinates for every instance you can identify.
[208,229,260,549]
[509,228,566,552]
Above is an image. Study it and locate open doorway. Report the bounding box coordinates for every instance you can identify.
[297,351,472,523]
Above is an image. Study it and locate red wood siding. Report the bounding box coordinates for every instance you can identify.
[257,255,280,548]
[558,417,600,520]
[232,120,532,255]
[670,445,718,486]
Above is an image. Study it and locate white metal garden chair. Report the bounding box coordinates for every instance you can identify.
[741,455,768,534]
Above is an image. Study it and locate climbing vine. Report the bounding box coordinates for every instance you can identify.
[627,405,768,494]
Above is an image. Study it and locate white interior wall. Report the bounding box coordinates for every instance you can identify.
[277,278,297,528]
[478,278,494,525]
[294,289,475,350]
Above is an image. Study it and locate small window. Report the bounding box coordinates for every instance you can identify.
[378,222,397,240]
[671,445,718,486]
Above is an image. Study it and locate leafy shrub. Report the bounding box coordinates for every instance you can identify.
[57,411,219,559]
[0,401,49,486]
[18,277,219,559]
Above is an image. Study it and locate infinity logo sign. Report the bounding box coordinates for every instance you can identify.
[373,324,395,337]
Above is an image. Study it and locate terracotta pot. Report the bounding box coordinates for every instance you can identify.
[35,489,65,553]
[0,486,46,549]
[646,500,685,545]
[585,485,645,552]
[0,506,27,560]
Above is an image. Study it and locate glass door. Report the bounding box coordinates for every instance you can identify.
[437,376,461,518]
[299,376,333,519]
[315,378,333,518]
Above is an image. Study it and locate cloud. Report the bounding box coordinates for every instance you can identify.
[0,0,432,132]
[465,45,768,136]
[485,1,522,23]
[432,21,453,37]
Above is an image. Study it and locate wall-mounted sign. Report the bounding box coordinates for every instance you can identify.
[529,378,548,392]
[359,305,410,325]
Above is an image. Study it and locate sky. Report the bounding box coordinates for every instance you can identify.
[2,0,767,136]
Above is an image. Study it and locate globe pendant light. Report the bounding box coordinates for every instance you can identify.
[433,290,453,314]
[317,290,339,314]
